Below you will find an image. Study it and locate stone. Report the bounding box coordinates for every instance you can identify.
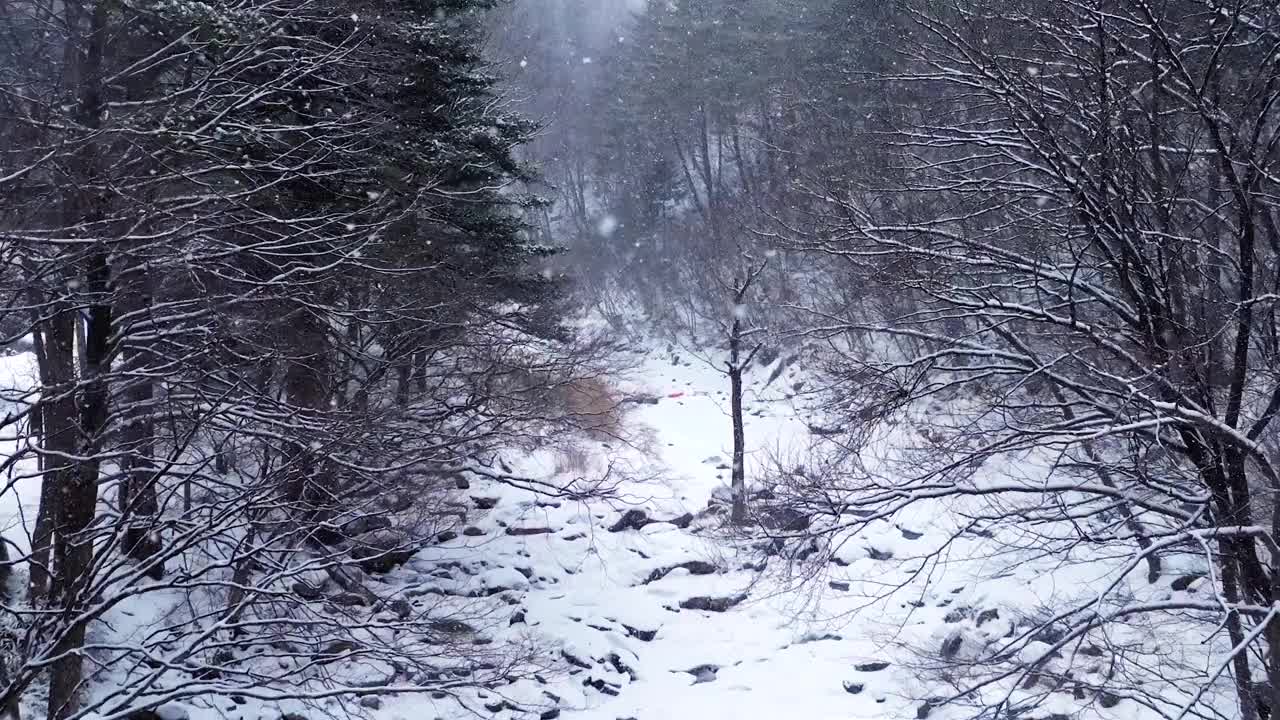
[1172,574,1204,591]
[359,696,382,710]
[668,512,695,529]
[757,505,810,532]
[622,624,657,641]
[350,529,419,573]
[472,496,499,510]
[686,664,718,684]
[389,599,412,619]
[609,509,651,533]
[341,515,392,537]
[540,710,561,720]
[855,661,891,672]
[679,594,746,612]
[435,530,459,543]
[829,581,850,592]
[330,592,368,607]
[645,560,718,584]
[900,527,923,540]
[842,681,864,695]
[940,633,963,658]
[462,526,485,537]
[506,527,554,536]
[292,581,325,600]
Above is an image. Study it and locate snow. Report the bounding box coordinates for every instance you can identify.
[0,343,1233,720]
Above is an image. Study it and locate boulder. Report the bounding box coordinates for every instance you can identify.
[757,505,809,532]
[609,509,651,533]
[472,496,499,510]
[462,526,485,537]
[855,661,891,672]
[842,681,864,694]
[350,529,419,574]
[341,515,392,537]
[645,560,718,584]
[622,624,657,641]
[679,594,746,612]
[667,512,695,529]
[506,527,554,536]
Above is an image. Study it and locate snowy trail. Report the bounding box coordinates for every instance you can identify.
[372,350,940,720]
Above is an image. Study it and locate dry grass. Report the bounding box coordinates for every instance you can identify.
[555,376,625,440]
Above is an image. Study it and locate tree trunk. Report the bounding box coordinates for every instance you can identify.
[729,318,747,525]
[48,248,113,720]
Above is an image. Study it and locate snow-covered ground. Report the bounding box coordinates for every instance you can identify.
[0,345,1227,720]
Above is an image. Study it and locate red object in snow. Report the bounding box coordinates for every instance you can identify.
[668,391,685,399]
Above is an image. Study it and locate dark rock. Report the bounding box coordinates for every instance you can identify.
[668,512,695,529]
[483,701,506,713]
[842,681,864,695]
[940,633,963,658]
[506,527,555,536]
[900,528,923,540]
[829,581,850,592]
[292,581,325,601]
[645,560,718,584]
[389,599,412,619]
[943,607,970,623]
[975,608,1000,625]
[867,547,893,561]
[350,530,419,573]
[679,594,746,612]
[855,661,891,672]
[1172,574,1204,591]
[316,640,357,658]
[510,610,527,625]
[608,653,637,680]
[584,677,621,696]
[609,509,651,533]
[561,650,593,670]
[462,526,485,537]
[1033,626,1066,644]
[540,710,561,720]
[622,624,657,641]
[330,592,368,607]
[342,515,393,537]
[281,715,308,720]
[454,476,471,490]
[436,530,459,543]
[359,696,382,710]
[429,619,475,635]
[472,496,499,510]
[758,505,810,532]
[686,664,718,684]
[124,712,163,720]
[1099,691,1121,708]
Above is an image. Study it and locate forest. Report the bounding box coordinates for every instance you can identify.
[2,1,1280,719]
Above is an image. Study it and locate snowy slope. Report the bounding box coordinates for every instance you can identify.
[1,345,1224,720]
